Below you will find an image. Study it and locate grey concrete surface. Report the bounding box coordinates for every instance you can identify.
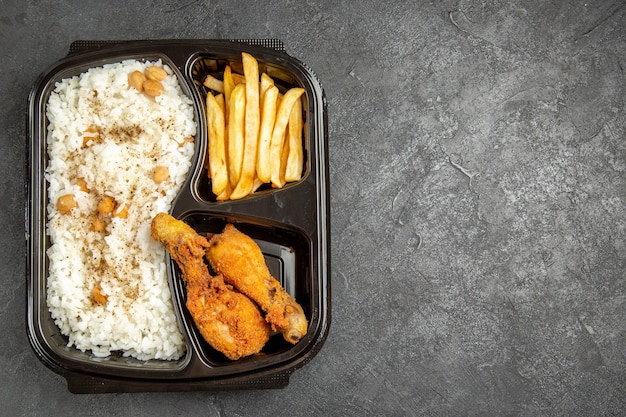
[2,0,625,415]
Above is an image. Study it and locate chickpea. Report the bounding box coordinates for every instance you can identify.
[56,194,78,214]
[143,79,164,97]
[145,66,167,81]
[76,177,89,192]
[91,284,108,304]
[97,196,115,215]
[82,125,100,147]
[128,70,146,92]
[113,203,129,219]
[153,165,169,184]
[90,215,106,232]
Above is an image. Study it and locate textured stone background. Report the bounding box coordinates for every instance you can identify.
[1,0,624,415]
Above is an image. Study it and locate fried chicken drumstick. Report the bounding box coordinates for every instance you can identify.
[206,224,308,344]
[151,213,270,360]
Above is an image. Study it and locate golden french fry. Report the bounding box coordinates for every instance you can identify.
[223,66,235,95]
[276,129,290,188]
[216,182,232,201]
[260,73,274,101]
[256,85,278,183]
[232,73,246,85]
[206,93,228,195]
[215,92,225,112]
[285,96,304,182]
[251,176,264,193]
[231,52,261,200]
[203,74,224,93]
[215,93,228,182]
[269,88,305,187]
[228,83,246,187]
[223,65,235,122]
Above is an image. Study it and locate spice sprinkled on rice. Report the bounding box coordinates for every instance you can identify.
[45,59,196,360]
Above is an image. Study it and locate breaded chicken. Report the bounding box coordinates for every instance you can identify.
[151,213,270,360]
[205,224,308,344]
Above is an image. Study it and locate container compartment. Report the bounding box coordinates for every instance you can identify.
[27,51,200,378]
[187,52,311,203]
[168,212,313,372]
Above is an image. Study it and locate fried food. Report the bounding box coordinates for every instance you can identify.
[206,93,228,195]
[256,85,278,183]
[269,87,305,188]
[222,65,235,121]
[285,95,304,182]
[151,213,270,360]
[230,52,261,200]
[203,73,224,93]
[204,52,306,200]
[227,83,246,187]
[206,224,308,344]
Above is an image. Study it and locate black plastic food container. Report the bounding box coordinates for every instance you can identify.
[26,39,330,393]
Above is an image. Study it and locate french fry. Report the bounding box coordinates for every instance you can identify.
[256,85,278,183]
[215,93,228,174]
[231,52,261,200]
[251,176,264,193]
[216,182,232,201]
[260,73,274,101]
[228,83,246,187]
[215,93,225,112]
[232,73,246,85]
[203,74,224,93]
[276,129,290,188]
[224,65,237,122]
[206,93,228,195]
[285,96,304,182]
[269,87,305,187]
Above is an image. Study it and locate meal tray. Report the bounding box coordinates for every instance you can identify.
[26,39,330,393]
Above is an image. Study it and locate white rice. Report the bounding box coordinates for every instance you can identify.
[45,59,196,360]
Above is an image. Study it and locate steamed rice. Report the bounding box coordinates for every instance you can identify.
[45,59,196,360]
